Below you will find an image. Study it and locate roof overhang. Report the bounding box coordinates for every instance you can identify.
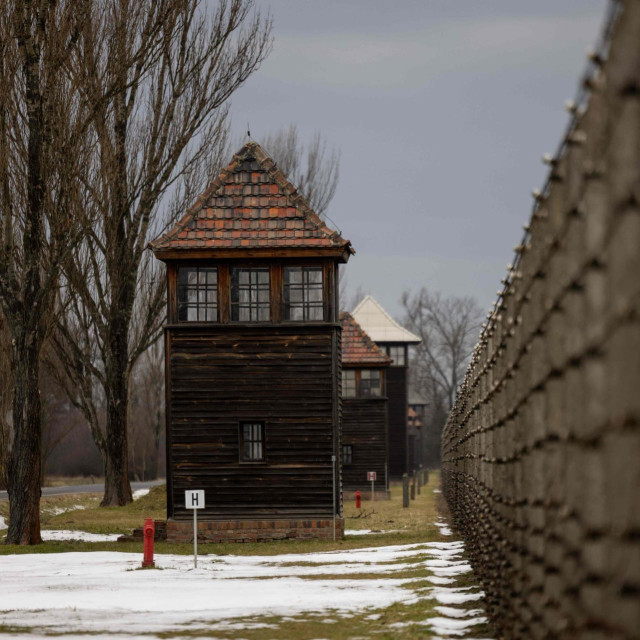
[151,244,354,263]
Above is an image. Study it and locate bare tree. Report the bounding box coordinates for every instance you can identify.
[51,0,272,506]
[402,289,482,466]
[128,336,165,481]
[0,0,93,543]
[339,275,368,314]
[261,125,340,218]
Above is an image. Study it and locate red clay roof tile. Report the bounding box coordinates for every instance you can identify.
[150,142,352,255]
[340,313,392,367]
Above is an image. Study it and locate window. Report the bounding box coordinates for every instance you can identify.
[342,445,353,465]
[359,369,381,397]
[343,369,383,398]
[284,266,324,321]
[177,267,217,322]
[343,369,357,398]
[240,422,265,462]
[386,345,406,366]
[231,268,270,322]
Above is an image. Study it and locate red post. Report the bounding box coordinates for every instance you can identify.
[142,518,155,568]
[355,490,361,509]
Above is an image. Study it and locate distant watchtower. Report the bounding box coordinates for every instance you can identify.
[150,142,353,542]
[340,312,391,498]
[352,296,421,478]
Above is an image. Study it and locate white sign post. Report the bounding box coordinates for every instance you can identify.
[367,471,377,506]
[185,490,205,568]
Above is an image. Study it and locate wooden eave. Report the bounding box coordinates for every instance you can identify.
[152,244,353,263]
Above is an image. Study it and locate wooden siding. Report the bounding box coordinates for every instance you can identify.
[387,366,408,477]
[342,397,387,490]
[167,324,339,520]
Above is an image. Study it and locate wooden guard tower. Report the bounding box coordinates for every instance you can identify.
[340,312,391,499]
[150,141,353,542]
[352,296,421,478]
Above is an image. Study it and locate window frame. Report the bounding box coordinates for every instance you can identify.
[239,421,266,463]
[342,444,353,466]
[342,368,384,398]
[359,369,382,398]
[283,265,325,322]
[230,266,271,323]
[342,369,357,398]
[384,344,407,366]
[176,265,219,323]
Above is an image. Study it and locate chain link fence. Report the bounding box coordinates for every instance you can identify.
[441,1,640,637]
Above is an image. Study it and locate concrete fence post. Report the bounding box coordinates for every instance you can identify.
[402,473,409,508]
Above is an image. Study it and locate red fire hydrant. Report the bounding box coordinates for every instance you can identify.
[142,518,155,568]
[355,490,361,509]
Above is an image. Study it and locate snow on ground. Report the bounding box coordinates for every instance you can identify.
[344,528,402,536]
[0,539,487,638]
[0,550,414,636]
[43,504,87,516]
[0,515,6,531]
[40,530,121,543]
[435,519,453,536]
[132,488,150,500]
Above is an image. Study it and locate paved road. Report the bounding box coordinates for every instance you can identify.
[0,479,164,501]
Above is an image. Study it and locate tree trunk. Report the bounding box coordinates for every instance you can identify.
[5,342,42,544]
[101,325,133,506]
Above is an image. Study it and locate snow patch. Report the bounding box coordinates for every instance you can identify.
[430,587,486,605]
[0,515,6,531]
[132,489,150,501]
[427,615,488,636]
[40,530,120,542]
[435,520,453,536]
[344,529,401,536]
[44,505,87,516]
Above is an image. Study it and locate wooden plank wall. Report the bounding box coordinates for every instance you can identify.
[342,397,387,490]
[167,325,339,520]
[387,367,408,477]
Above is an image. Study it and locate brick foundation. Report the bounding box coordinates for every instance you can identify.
[343,489,390,501]
[166,517,344,543]
[117,519,167,543]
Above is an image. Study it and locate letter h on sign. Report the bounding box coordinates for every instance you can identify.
[185,490,205,510]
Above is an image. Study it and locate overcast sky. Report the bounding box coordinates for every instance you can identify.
[229,0,607,318]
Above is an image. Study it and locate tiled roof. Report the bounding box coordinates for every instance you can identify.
[352,295,421,344]
[340,312,392,366]
[150,141,353,256]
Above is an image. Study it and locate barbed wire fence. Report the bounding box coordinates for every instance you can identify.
[441,1,640,638]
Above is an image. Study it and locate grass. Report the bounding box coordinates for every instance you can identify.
[1,476,444,555]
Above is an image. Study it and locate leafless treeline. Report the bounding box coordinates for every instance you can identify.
[402,289,483,467]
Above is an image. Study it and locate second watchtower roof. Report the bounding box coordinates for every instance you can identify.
[352,295,421,344]
[150,141,353,261]
[340,313,392,366]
